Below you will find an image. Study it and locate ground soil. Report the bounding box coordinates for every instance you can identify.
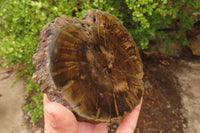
[0,68,43,133]
[137,53,184,133]
[135,49,200,133]
[177,59,200,133]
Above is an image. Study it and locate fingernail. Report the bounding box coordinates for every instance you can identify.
[43,94,50,104]
[44,109,57,127]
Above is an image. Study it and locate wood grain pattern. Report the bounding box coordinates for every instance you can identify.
[33,9,144,126]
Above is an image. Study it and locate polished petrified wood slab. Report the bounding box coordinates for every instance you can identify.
[32,9,144,133]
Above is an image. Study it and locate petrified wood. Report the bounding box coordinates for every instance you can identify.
[32,9,144,133]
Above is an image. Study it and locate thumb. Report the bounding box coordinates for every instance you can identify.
[44,101,78,133]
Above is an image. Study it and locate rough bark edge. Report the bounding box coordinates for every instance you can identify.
[32,15,72,105]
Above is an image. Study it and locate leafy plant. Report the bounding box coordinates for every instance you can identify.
[125,0,200,49]
[23,91,43,122]
[0,0,199,122]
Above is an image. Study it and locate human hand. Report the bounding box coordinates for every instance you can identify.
[43,94,143,133]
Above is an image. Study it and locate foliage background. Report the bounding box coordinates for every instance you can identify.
[0,0,199,122]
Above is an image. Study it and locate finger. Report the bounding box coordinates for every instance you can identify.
[94,123,108,133]
[116,97,143,133]
[44,102,78,133]
[43,94,51,132]
[78,122,107,133]
[43,94,50,104]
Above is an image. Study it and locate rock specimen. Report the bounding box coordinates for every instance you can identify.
[32,9,144,133]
